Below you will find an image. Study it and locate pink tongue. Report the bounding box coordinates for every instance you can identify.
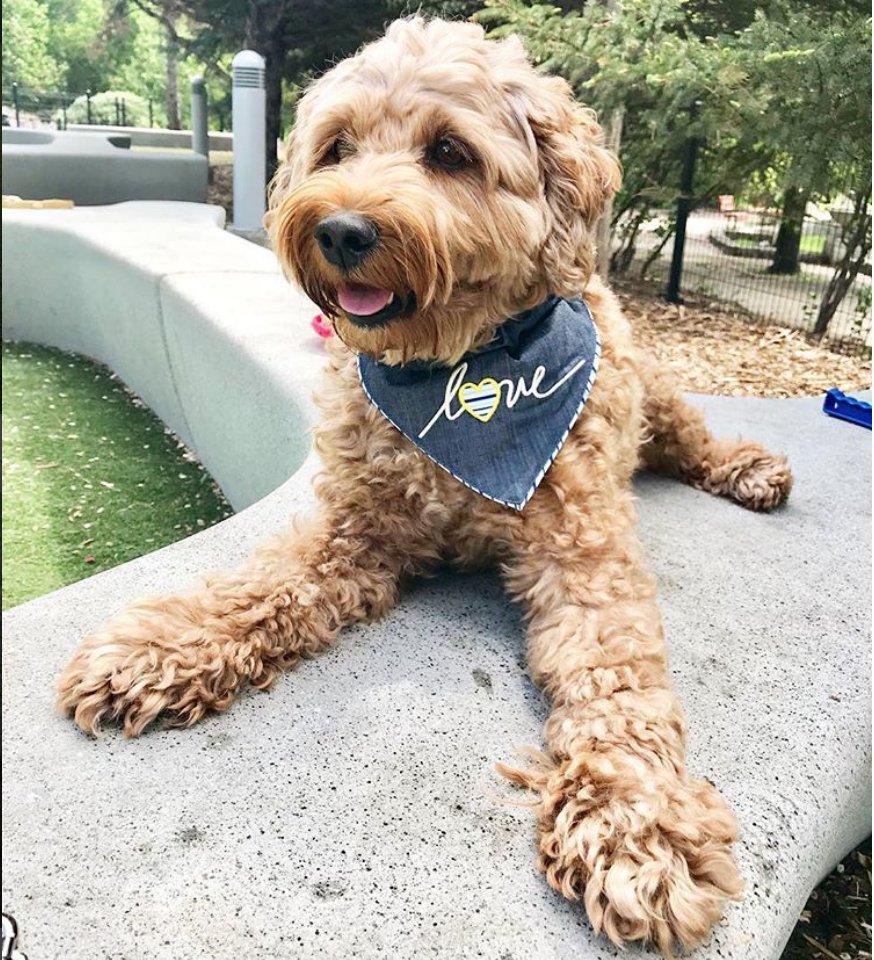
[337,284,393,316]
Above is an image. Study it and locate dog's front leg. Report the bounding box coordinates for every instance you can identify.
[57,508,427,737]
[504,486,743,956]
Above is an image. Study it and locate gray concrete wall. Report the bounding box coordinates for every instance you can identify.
[67,123,233,151]
[2,131,207,205]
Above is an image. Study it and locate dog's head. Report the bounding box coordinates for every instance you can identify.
[267,18,620,364]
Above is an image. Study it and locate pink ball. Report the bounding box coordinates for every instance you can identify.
[311,313,334,339]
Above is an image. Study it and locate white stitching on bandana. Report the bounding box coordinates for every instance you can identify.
[356,319,601,512]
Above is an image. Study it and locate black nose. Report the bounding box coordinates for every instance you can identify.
[314,213,379,271]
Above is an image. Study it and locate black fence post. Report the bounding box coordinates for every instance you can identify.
[12,82,20,126]
[665,103,702,305]
[114,97,121,126]
[86,90,92,125]
[148,98,154,127]
[62,102,67,130]
[121,97,127,127]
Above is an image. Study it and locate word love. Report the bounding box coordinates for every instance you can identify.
[418,357,590,439]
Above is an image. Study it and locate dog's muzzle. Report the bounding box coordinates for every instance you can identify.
[314,213,379,272]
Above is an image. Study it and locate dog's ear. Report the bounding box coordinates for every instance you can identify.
[508,73,621,288]
[265,126,300,235]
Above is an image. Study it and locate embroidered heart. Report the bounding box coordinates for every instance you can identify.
[459,378,501,423]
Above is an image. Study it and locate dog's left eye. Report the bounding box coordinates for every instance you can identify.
[427,138,472,171]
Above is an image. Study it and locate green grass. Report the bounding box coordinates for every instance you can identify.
[799,233,827,255]
[2,341,233,610]
[730,233,827,255]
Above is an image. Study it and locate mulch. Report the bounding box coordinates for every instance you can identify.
[616,280,871,398]
[781,839,872,960]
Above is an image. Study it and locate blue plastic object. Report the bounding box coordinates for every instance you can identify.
[823,388,872,430]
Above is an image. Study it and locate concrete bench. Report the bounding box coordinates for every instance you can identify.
[1,202,870,960]
[2,127,132,149]
[67,123,234,152]
[1,130,207,205]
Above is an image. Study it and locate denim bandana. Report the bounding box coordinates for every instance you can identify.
[357,296,600,511]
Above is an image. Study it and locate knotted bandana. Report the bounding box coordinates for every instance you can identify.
[357,296,600,510]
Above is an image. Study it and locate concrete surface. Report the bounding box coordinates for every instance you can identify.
[1,392,870,960]
[68,123,234,151]
[1,130,208,205]
[2,128,55,145]
[1,202,325,509]
[2,127,132,150]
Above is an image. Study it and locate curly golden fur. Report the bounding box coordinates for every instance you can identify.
[56,18,793,957]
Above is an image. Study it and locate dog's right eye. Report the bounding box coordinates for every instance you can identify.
[320,135,355,167]
[427,137,472,172]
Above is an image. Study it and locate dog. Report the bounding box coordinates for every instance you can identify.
[57,18,793,956]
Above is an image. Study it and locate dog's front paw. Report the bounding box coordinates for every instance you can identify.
[57,596,252,736]
[533,757,743,957]
[703,442,793,512]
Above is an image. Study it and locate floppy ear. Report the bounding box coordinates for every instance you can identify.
[511,73,621,290]
[264,127,299,233]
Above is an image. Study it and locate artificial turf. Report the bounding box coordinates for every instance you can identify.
[2,340,234,610]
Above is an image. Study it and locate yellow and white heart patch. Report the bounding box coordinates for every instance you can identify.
[458,378,502,423]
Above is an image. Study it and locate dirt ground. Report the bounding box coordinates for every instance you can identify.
[208,162,233,223]
[615,280,871,398]
[781,839,872,960]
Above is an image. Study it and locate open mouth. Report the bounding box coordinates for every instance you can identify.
[337,283,415,328]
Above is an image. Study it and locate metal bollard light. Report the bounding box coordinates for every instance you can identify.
[231,50,266,232]
[191,76,209,157]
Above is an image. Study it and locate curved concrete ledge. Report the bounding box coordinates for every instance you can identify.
[67,123,234,152]
[1,202,327,510]
[0,202,870,959]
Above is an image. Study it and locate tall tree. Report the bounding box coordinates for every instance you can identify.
[2,0,62,89]
[732,7,872,278]
[182,0,395,179]
[479,0,871,334]
[127,0,189,128]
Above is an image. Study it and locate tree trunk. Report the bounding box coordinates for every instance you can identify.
[245,0,286,186]
[639,222,675,280]
[768,186,806,275]
[811,187,872,341]
[164,14,181,130]
[594,0,622,276]
[263,53,282,184]
[596,109,623,276]
[608,202,645,275]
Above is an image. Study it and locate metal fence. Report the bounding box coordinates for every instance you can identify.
[616,202,872,356]
[1,83,155,130]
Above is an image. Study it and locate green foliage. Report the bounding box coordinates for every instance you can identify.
[478,0,763,225]
[44,0,137,93]
[65,89,151,125]
[478,0,871,268]
[2,0,63,89]
[107,6,170,103]
[732,8,872,196]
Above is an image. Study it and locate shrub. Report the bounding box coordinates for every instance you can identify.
[62,90,150,127]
